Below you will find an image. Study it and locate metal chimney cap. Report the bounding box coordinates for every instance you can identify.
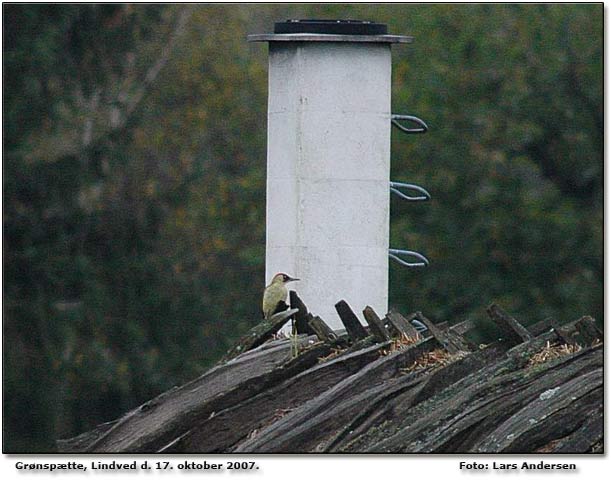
[248,18,412,44]
[274,19,388,35]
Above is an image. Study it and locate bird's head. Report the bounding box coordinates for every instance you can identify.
[272,272,300,284]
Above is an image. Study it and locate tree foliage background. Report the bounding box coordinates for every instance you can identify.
[2,4,602,452]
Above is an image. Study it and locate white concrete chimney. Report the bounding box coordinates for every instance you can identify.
[250,20,412,329]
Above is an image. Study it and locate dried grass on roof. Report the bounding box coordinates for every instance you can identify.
[318,346,348,363]
[380,332,421,356]
[400,348,468,374]
[526,341,582,368]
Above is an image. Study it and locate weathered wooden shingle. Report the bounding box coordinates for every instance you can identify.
[59,303,603,454]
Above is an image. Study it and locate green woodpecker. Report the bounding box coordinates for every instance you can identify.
[262,273,299,319]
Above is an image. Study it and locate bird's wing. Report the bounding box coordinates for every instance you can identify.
[262,284,288,319]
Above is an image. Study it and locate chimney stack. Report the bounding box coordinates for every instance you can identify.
[250,20,412,329]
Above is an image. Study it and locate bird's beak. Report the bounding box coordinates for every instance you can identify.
[287,277,300,283]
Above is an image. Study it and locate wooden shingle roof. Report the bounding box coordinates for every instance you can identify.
[58,296,603,454]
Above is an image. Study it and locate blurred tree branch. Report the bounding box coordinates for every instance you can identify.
[12,5,195,163]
